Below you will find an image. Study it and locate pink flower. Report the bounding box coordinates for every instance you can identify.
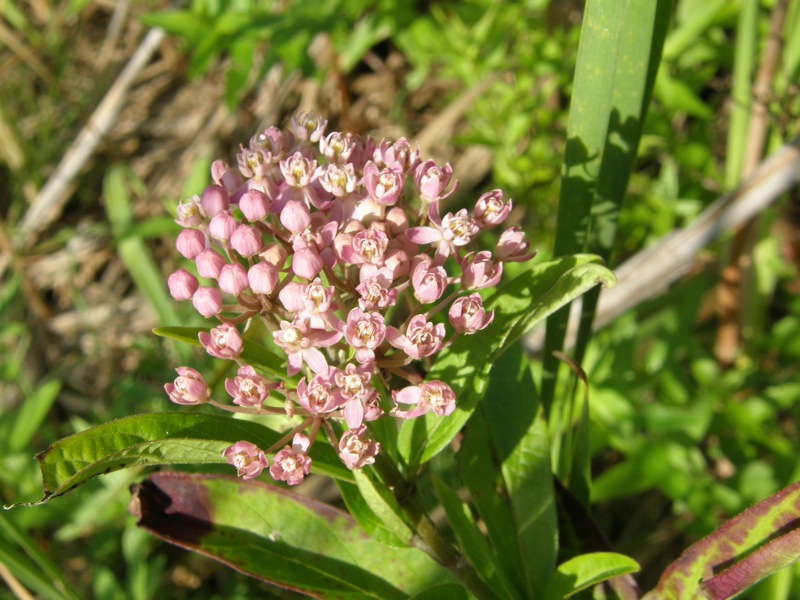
[413,159,455,202]
[272,317,342,376]
[168,269,198,301]
[192,286,222,317]
[411,258,448,304]
[356,269,397,310]
[175,229,206,259]
[223,441,268,479]
[332,363,376,429]
[406,203,478,261]
[279,278,339,329]
[225,365,278,407]
[290,112,327,143]
[295,369,342,415]
[270,433,312,485]
[164,367,210,405]
[449,293,494,334]
[218,263,249,295]
[316,163,358,197]
[363,161,404,205]
[319,131,359,163]
[496,227,537,262]
[461,251,503,289]
[374,137,420,173]
[199,323,243,359]
[280,151,318,188]
[338,426,380,469]
[386,314,445,359]
[474,189,512,227]
[174,195,203,228]
[392,380,456,418]
[344,309,387,364]
[339,227,389,267]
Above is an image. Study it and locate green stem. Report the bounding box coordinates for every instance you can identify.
[372,456,496,600]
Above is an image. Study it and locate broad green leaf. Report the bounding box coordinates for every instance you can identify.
[19,413,351,505]
[131,472,457,599]
[542,552,640,600]
[644,481,800,599]
[483,346,557,595]
[153,326,286,380]
[397,255,615,469]
[409,583,469,599]
[432,475,521,599]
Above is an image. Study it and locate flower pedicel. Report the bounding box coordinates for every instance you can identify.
[164,113,536,485]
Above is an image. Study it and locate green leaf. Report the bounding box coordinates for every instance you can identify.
[542,0,672,409]
[432,475,521,599]
[18,413,352,506]
[6,380,60,453]
[131,472,457,598]
[351,469,414,546]
[482,346,557,595]
[644,481,800,599]
[542,552,640,600]
[397,255,615,468]
[104,166,179,327]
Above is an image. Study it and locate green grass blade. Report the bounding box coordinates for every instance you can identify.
[542,0,672,409]
[103,165,180,326]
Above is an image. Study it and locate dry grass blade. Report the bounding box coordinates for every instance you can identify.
[525,134,800,352]
[16,27,165,246]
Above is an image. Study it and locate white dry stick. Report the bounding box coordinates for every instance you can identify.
[525,135,800,353]
[16,27,165,245]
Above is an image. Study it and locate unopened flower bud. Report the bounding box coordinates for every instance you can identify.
[230,224,263,257]
[195,249,226,279]
[200,184,230,218]
[208,211,237,242]
[168,269,199,300]
[248,262,279,295]
[175,229,206,259]
[192,286,222,317]
[239,189,270,221]
[218,263,249,295]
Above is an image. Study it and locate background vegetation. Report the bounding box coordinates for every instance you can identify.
[1,0,799,597]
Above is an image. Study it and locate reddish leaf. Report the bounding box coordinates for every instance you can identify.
[644,480,800,599]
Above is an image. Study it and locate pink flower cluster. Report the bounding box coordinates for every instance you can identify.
[164,113,536,485]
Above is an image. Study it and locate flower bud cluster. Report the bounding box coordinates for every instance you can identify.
[164,113,536,484]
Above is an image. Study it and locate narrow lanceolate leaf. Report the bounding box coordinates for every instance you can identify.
[17,413,351,506]
[542,552,640,600]
[542,0,672,408]
[130,472,457,599]
[481,347,557,596]
[644,480,800,600]
[153,326,286,380]
[398,254,615,469]
[432,476,521,600]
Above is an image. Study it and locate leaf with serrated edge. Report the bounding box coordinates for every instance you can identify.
[13,413,351,506]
